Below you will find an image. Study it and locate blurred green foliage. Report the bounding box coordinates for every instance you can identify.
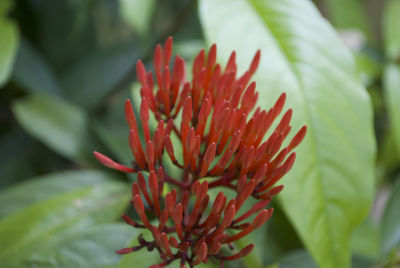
[0,0,400,267]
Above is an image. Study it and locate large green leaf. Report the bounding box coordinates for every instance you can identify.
[199,0,375,267]
[25,223,135,268]
[0,173,129,267]
[12,38,62,95]
[383,0,400,61]
[0,170,122,218]
[381,179,400,254]
[383,65,400,156]
[0,0,19,87]
[12,94,94,165]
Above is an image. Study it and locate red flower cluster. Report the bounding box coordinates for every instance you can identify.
[94,37,306,268]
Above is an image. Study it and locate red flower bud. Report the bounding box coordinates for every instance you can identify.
[95,36,306,267]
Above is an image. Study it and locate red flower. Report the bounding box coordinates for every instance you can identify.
[94,37,306,268]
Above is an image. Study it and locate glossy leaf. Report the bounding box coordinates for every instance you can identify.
[0,174,129,267]
[0,0,19,87]
[12,94,94,164]
[0,170,122,218]
[199,0,376,267]
[381,179,400,254]
[12,38,62,95]
[27,223,135,268]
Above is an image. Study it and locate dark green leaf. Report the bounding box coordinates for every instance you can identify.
[382,179,400,254]
[351,255,375,268]
[32,0,96,73]
[199,0,376,267]
[355,51,383,87]
[92,89,132,164]
[61,43,138,109]
[12,94,94,165]
[12,38,62,95]
[0,129,37,188]
[279,250,376,268]
[93,121,132,164]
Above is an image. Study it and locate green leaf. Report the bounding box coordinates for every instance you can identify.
[12,38,62,95]
[60,43,139,109]
[0,174,129,267]
[383,0,400,61]
[12,94,94,165]
[118,247,159,268]
[383,65,400,155]
[118,227,160,267]
[355,51,383,87]
[234,232,263,268]
[262,204,303,264]
[322,0,371,41]
[0,1,19,87]
[350,217,380,259]
[382,179,400,254]
[0,170,122,218]
[199,1,376,267]
[0,128,37,188]
[25,223,135,268]
[279,250,376,268]
[280,250,318,268]
[93,121,132,163]
[119,0,155,37]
